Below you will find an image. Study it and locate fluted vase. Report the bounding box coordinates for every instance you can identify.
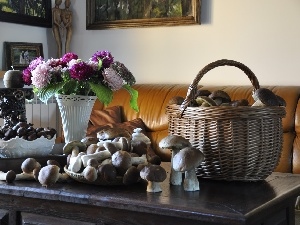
[55,94,97,143]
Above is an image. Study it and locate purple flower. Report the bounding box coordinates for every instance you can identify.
[91,51,114,68]
[61,53,78,64]
[69,61,93,81]
[22,68,32,85]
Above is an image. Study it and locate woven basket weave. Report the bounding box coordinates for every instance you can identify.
[166,59,286,181]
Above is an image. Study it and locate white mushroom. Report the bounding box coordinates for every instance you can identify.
[173,147,204,191]
[38,165,60,187]
[68,152,85,172]
[159,135,191,185]
[81,150,111,167]
[131,154,147,166]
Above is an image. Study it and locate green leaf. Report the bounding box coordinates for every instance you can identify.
[36,82,65,104]
[62,80,77,95]
[88,82,113,106]
[123,84,139,112]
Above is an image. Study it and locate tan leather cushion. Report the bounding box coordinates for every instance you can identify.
[89,105,122,126]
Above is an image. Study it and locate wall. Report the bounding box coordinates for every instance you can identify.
[1,0,300,86]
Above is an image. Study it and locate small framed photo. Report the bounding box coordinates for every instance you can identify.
[4,42,44,71]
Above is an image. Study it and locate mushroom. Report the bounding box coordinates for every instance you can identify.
[111,150,132,175]
[195,96,217,107]
[0,170,16,183]
[97,163,117,182]
[252,88,280,106]
[140,164,167,192]
[68,151,85,172]
[229,99,249,107]
[103,142,119,154]
[83,166,97,182]
[173,147,204,191]
[81,136,98,146]
[209,90,231,106]
[195,89,212,98]
[131,128,151,146]
[159,135,191,185]
[97,127,131,140]
[21,158,41,174]
[123,166,141,185]
[131,140,148,156]
[81,150,111,167]
[86,144,100,154]
[38,165,60,187]
[63,140,86,155]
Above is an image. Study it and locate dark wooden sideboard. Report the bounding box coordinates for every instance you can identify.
[0,163,299,225]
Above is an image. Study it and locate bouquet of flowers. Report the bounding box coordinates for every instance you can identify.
[22,51,138,111]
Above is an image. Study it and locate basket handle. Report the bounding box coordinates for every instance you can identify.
[178,59,260,117]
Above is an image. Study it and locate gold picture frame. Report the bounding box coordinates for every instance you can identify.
[86,0,201,30]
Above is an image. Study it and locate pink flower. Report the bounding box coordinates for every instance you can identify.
[102,68,123,91]
[31,63,52,88]
[62,52,78,64]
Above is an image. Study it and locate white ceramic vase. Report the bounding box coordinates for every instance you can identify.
[55,94,97,143]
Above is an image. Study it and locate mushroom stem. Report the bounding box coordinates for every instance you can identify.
[146,181,162,193]
[58,173,70,182]
[170,150,182,185]
[131,154,147,166]
[16,172,35,180]
[184,169,200,191]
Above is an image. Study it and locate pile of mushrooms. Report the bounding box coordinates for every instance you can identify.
[0,157,69,187]
[64,127,166,192]
[159,134,204,192]
[168,88,286,107]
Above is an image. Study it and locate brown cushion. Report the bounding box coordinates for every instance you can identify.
[89,105,122,126]
[87,118,146,138]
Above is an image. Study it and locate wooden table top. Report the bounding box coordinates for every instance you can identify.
[0,163,299,224]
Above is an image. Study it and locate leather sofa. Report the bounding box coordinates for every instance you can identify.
[90,84,300,174]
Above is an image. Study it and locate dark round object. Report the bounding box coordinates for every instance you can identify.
[3,70,24,88]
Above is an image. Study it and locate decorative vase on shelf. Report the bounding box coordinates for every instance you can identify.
[55,94,97,143]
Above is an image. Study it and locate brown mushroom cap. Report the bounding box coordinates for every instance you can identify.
[159,135,191,152]
[97,164,117,182]
[111,150,132,175]
[38,165,60,187]
[63,141,86,155]
[132,141,148,156]
[195,89,212,98]
[229,99,249,107]
[276,95,286,107]
[209,90,231,103]
[252,88,279,106]
[103,142,119,154]
[21,158,41,174]
[5,170,16,183]
[173,147,204,172]
[140,164,167,182]
[123,166,141,185]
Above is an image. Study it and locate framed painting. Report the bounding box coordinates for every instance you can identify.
[0,0,52,28]
[4,42,44,71]
[86,0,201,29]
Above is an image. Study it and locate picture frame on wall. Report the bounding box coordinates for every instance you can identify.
[4,42,44,71]
[86,0,201,30]
[0,0,52,28]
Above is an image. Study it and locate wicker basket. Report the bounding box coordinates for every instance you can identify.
[166,59,286,181]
